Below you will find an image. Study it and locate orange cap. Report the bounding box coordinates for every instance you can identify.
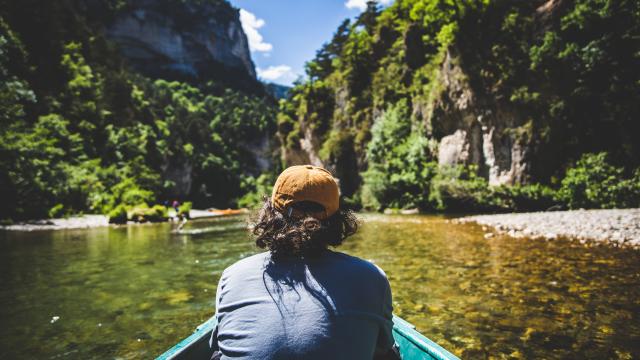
[271,165,340,220]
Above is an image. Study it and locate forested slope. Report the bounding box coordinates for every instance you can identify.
[278,0,640,211]
[0,0,278,221]
[2,0,639,220]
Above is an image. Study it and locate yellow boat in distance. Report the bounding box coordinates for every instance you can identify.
[206,208,249,216]
[183,208,249,220]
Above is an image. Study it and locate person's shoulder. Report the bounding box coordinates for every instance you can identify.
[328,251,389,282]
[222,252,270,277]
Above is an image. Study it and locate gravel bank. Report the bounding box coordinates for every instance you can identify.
[457,208,640,247]
[1,209,247,232]
[1,215,109,231]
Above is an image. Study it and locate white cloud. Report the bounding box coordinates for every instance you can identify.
[345,0,393,11]
[257,65,297,84]
[239,9,272,53]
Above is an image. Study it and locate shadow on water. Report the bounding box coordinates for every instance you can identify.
[0,213,639,359]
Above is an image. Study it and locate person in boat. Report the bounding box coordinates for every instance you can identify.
[172,200,180,215]
[210,165,399,360]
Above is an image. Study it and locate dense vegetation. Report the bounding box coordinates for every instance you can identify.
[0,0,278,221]
[1,0,639,221]
[278,0,640,212]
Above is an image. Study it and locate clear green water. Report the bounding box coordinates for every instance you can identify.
[1,214,639,359]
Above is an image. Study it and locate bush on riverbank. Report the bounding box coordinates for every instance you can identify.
[361,151,638,213]
[107,203,168,224]
[108,204,128,224]
[178,202,192,219]
[495,184,558,212]
[238,173,276,209]
[427,167,558,213]
[429,165,497,212]
[132,204,168,223]
[558,153,640,209]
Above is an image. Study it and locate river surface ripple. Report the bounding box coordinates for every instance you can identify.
[1,214,638,359]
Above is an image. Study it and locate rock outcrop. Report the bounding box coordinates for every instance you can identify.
[282,49,533,188]
[280,118,324,169]
[421,51,531,185]
[106,0,255,80]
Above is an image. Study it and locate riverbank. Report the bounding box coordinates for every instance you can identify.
[457,208,640,247]
[3,212,639,359]
[0,209,249,232]
[0,215,110,231]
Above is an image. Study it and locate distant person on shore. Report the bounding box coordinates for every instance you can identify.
[172,200,180,215]
[209,165,399,359]
[177,214,188,231]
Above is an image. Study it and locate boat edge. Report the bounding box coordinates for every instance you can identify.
[156,315,460,360]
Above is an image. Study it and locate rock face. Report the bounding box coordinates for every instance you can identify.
[162,159,193,198]
[423,51,531,185]
[280,118,324,168]
[103,0,268,198]
[282,50,534,188]
[244,134,275,173]
[106,0,255,80]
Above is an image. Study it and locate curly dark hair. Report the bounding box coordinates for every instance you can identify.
[250,198,359,259]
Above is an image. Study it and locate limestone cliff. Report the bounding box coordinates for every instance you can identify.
[106,0,255,80]
[282,50,533,188]
[421,51,531,186]
[104,0,268,199]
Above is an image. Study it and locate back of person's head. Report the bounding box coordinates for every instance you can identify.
[250,165,358,259]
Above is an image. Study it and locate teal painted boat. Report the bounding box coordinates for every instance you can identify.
[157,315,459,360]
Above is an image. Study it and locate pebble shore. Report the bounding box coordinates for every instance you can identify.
[457,208,640,247]
[1,215,110,231]
[0,209,243,232]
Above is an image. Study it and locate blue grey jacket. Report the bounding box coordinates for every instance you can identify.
[210,250,394,359]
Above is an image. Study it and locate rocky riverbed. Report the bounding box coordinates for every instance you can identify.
[457,208,640,247]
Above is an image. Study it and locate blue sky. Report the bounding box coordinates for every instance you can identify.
[229,0,392,86]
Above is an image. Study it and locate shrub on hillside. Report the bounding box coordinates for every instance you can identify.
[48,204,66,219]
[429,165,501,213]
[341,191,363,211]
[108,204,128,224]
[178,202,192,219]
[90,174,158,215]
[148,205,169,222]
[128,203,168,223]
[361,100,437,211]
[558,152,640,209]
[494,184,559,212]
[128,204,148,223]
[238,174,275,209]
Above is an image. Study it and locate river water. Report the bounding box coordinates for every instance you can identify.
[1,214,639,359]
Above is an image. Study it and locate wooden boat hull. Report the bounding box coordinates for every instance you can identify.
[157,315,459,360]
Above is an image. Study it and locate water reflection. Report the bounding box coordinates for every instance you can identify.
[343,215,640,358]
[0,214,638,359]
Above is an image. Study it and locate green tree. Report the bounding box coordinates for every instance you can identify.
[559,153,640,209]
[361,100,437,210]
